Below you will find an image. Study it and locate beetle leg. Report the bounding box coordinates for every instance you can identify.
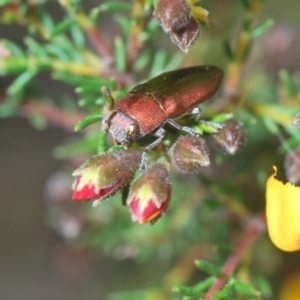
[140,152,148,170]
[181,126,198,135]
[146,127,166,151]
[167,119,198,136]
[188,107,201,115]
[200,120,224,130]
[140,128,166,170]
[179,107,201,120]
[189,107,202,122]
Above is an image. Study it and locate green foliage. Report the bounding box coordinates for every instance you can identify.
[195,260,223,277]
[213,279,235,299]
[174,277,217,297]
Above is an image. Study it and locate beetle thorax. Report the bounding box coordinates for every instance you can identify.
[107,111,141,145]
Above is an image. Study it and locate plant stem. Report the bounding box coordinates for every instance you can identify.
[223,0,262,104]
[0,96,85,131]
[203,214,266,300]
[127,0,146,71]
[76,10,114,63]
[144,244,210,300]
[84,26,114,63]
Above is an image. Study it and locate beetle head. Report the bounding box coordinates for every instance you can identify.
[105,111,141,145]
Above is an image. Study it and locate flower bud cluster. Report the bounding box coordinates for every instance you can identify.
[170,120,245,171]
[71,119,245,225]
[72,151,142,202]
[72,150,171,224]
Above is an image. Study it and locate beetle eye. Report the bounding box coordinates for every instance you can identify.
[127,124,140,141]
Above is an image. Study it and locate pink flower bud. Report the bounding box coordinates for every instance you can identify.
[127,164,171,224]
[72,151,142,202]
[212,120,245,155]
[153,0,191,32]
[172,135,210,173]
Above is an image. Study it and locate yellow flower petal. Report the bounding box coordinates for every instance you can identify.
[278,272,300,300]
[266,166,300,251]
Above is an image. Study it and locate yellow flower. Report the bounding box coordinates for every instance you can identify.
[278,272,300,300]
[266,166,300,251]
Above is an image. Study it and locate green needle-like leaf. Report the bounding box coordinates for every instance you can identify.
[279,69,297,98]
[251,19,274,39]
[1,40,26,58]
[50,19,77,38]
[195,260,223,277]
[100,2,132,12]
[114,37,126,73]
[7,70,38,95]
[174,277,216,297]
[214,278,235,299]
[24,37,48,58]
[234,279,260,296]
[75,114,102,131]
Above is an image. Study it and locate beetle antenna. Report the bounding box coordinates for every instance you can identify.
[101,86,115,110]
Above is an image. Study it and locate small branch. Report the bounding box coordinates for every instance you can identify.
[0,96,85,131]
[127,0,146,71]
[203,215,266,300]
[75,10,114,64]
[84,27,114,63]
[56,1,114,64]
[19,102,85,131]
[223,0,262,104]
[145,244,211,299]
[163,244,210,290]
[0,4,52,38]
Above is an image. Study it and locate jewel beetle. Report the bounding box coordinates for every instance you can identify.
[104,66,223,168]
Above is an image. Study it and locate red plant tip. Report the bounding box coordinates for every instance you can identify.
[153,0,191,33]
[212,120,245,155]
[172,135,210,173]
[170,16,200,53]
[72,150,142,202]
[127,164,171,224]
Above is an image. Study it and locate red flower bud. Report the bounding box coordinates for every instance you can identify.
[172,135,210,173]
[127,164,171,224]
[212,120,245,155]
[153,0,191,32]
[72,151,142,202]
